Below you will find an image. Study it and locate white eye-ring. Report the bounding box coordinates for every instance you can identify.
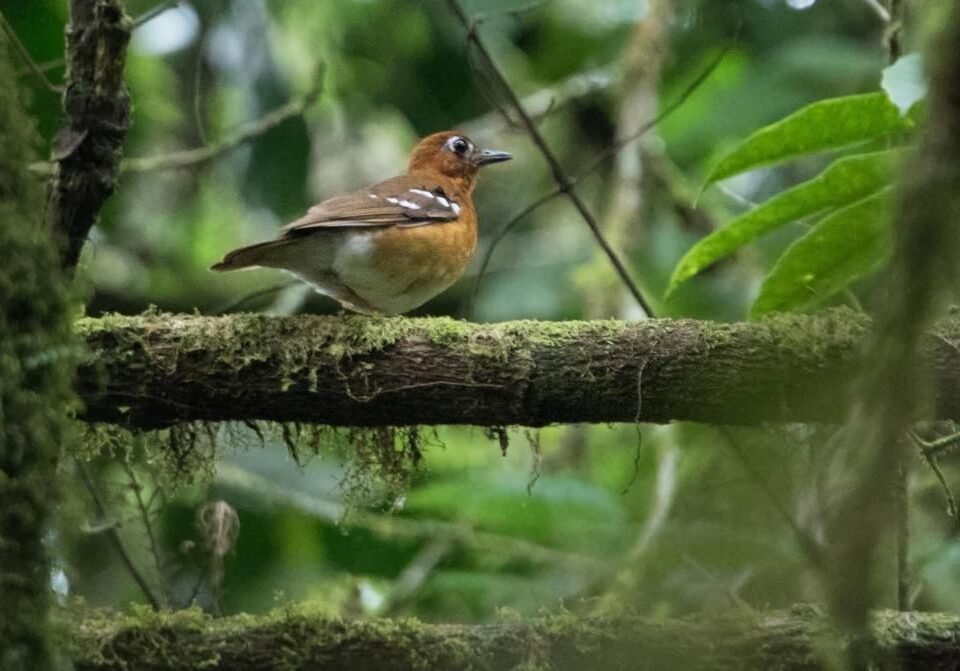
[446,136,472,156]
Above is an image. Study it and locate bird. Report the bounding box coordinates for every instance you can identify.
[211,131,511,314]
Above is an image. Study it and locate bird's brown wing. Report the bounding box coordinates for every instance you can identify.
[280,175,461,237]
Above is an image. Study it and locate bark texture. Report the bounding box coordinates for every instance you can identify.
[52,0,132,270]
[75,309,960,428]
[67,605,960,671]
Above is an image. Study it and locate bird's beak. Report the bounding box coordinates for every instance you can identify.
[474,148,512,167]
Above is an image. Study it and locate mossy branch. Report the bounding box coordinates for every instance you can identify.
[74,309,960,428]
[66,604,960,671]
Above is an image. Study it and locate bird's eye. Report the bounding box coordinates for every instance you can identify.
[448,137,470,156]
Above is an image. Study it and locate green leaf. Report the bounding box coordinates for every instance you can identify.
[705,93,914,184]
[667,149,899,296]
[882,53,927,116]
[750,188,893,318]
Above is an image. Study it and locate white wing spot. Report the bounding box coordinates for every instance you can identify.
[409,189,434,198]
[385,197,399,204]
[368,193,379,199]
[399,199,421,209]
[451,202,461,215]
[436,196,450,208]
[344,233,373,256]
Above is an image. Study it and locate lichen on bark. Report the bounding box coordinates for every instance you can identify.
[0,34,77,671]
[52,0,132,270]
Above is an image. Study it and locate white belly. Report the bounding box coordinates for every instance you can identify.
[279,231,453,314]
[331,232,452,314]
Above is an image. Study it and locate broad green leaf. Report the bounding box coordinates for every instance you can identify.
[750,188,893,318]
[882,53,927,116]
[667,149,899,296]
[706,93,914,184]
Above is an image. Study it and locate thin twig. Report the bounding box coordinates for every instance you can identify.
[215,462,604,572]
[910,429,960,458]
[886,0,904,64]
[123,64,324,173]
[469,47,727,314]
[122,462,169,606]
[681,554,754,611]
[15,56,64,79]
[633,445,679,558]
[579,47,730,184]
[466,47,519,131]
[862,0,891,22]
[471,1,545,26]
[28,64,326,178]
[461,2,549,130]
[214,281,297,314]
[908,431,960,533]
[380,539,453,616]
[77,462,162,610]
[526,429,542,496]
[0,9,62,93]
[312,67,617,175]
[132,0,180,29]
[469,191,554,312]
[447,0,655,317]
[186,568,205,608]
[887,0,908,609]
[14,1,179,80]
[192,37,209,146]
[719,427,824,570]
[27,27,316,178]
[896,459,910,609]
[921,452,960,534]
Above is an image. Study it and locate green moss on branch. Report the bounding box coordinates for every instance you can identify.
[74,308,960,428]
[65,603,960,670]
[80,421,427,506]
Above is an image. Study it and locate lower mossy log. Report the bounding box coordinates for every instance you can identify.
[67,605,960,671]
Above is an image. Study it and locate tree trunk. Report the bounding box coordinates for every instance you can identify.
[51,0,131,270]
[66,605,960,671]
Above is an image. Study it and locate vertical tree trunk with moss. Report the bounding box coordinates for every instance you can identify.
[51,0,131,270]
[0,35,76,671]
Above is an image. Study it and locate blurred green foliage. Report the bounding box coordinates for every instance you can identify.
[6,0,960,629]
[671,73,924,314]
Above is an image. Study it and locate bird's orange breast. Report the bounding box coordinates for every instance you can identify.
[327,213,478,314]
[371,215,478,290]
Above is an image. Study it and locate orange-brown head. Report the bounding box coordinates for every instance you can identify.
[406,131,511,194]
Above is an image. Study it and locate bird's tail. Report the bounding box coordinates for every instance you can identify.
[210,240,292,272]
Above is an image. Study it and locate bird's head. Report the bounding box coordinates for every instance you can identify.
[407,131,511,192]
